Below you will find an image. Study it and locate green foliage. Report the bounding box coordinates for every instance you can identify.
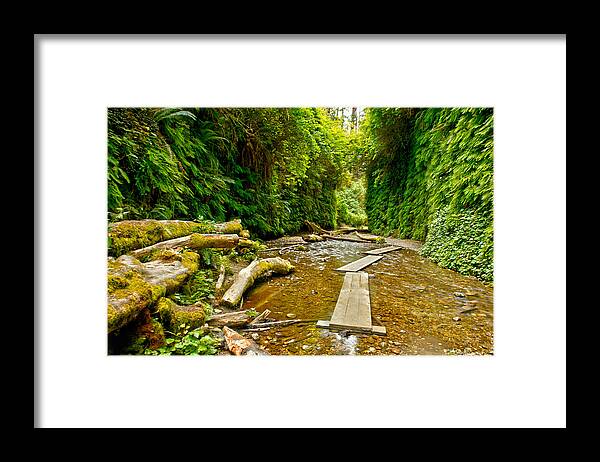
[170,269,215,306]
[144,323,219,355]
[108,107,350,238]
[245,308,259,318]
[336,176,368,227]
[420,206,493,282]
[363,108,493,281]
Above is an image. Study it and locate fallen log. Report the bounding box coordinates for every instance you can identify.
[322,234,370,243]
[128,233,239,260]
[353,231,380,242]
[222,326,269,355]
[108,219,243,256]
[304,220,332,235]
[107,252,200,333]
[241,319,315,331]
[220,257,294,308]
[206,310,255,328]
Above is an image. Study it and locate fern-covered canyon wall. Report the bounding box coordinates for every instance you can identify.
[108,108,350,239]
[364,108,493,281]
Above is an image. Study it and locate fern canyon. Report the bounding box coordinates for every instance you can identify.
[106,107,494,357]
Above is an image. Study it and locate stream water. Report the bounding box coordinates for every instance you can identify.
[241,238,493,355]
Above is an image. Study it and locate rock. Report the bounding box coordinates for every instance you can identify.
[286,313,296,318]
[303,234,324,242]
[368,347,376,353]
[452,316,461,322]
[251,333,259,341]
[213,308,222,314]
[454,291,465,298]
[302,345,310,350]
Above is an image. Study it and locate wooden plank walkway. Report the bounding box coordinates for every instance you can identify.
[364,245,401,255]
[317,271,386,335]
[335,255,383,272]
[329,272,372,332]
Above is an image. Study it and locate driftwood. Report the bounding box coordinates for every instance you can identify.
[249,309,271,325]
[259,243,304,253]
[304,220,332,235]
[215,265,226,290]
[353,231,380,242]
[322,234,370,243]
[222,326,269,355]
[242,319,314,330]
[332,226,365,235]
[220,257,294,308]
[207,310,255,328]
[129,233,239,260]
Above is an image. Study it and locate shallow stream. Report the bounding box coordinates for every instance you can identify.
[241,238,493,355]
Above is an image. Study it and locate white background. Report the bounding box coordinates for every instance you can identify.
[36,35,566,428]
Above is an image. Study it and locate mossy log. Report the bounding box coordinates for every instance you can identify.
[107,252,200,333]
[157,298,207,332]
[108,219,243,256]
[129,233,239,260]
[222,326,269,356]
[220,257,294,308]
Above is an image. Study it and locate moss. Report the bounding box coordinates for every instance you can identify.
[222,220,243,234]
[189,233,209,249]
[158,297,207,332]
[108,220,218,257]
[107,256,165,333]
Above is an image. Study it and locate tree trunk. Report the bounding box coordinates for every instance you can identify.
[207,310,254,328]
[108,219,243,256]
[129,233,239,260]
[353,231,379,241]
[222,326,269,355]
[220,257,294,308]
[108,252,200,333]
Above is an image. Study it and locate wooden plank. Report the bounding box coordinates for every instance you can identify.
[371,325,387,335]
[329,271,372,332]
[364,245,401,255]
[316,320,387,335]
[335,255,383,272]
